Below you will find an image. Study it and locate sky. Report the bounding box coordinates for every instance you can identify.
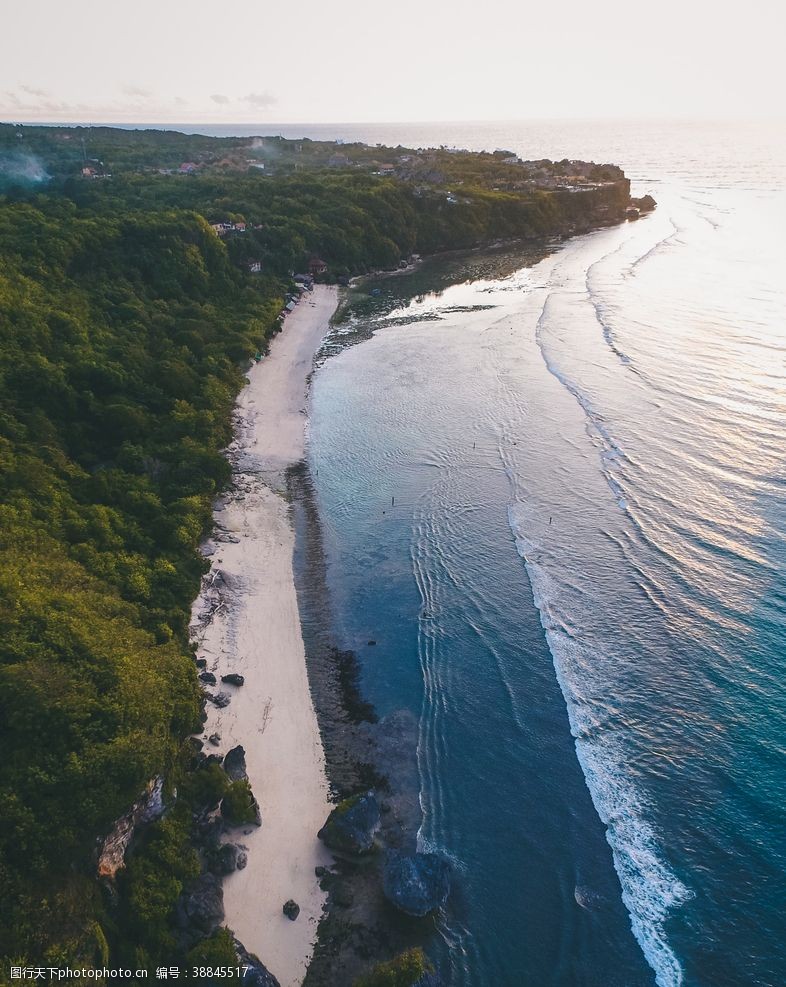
[1,0,784,125]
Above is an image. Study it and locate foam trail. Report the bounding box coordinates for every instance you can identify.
[509,519,692,987]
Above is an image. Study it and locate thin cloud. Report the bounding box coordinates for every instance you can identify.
[2,90,79,114]
[210,94,230,105]
[122,85,152,99]
[21,85,49,98]
[242,91,276,109]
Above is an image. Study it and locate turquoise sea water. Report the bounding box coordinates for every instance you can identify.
[26,118,785,983]
[302,121,786,986]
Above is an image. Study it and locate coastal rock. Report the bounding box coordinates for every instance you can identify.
[382,851,451,917]
[318,791,380,855]
[176,872,225,935]
[199,671,217,685]
[196,816,224,849]
[212,842,248,875]
[632,193,657,212]
[208,733,221,747]
[207,691,231,708]
[221,788,262,827]
[221,673,245,686]
[282,899,300,921]
[196,658,208,668]
[223,745,248,781]
[236,945,279,987]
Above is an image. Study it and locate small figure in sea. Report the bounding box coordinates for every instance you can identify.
[392,496,395,506]
[549,516,553,525]
[473,441,476,449]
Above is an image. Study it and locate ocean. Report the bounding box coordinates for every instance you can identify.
[299,120,786,987]
[141,119,785,985]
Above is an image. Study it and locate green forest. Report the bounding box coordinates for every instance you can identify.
[0,125,633,983]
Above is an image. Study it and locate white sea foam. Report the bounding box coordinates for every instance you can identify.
[508,511,693,987]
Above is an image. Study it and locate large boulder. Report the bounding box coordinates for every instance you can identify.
[241,958,279,987]
[632,193,657,212]
[221,673,245,686]
[382,851,451,917]
[223,745,248,781]
[211,842,248,875]
[318,792,380,855]
[236,942,280,987]
[176,872,225,935]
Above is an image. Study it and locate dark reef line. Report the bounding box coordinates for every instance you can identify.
[287,461,438,986]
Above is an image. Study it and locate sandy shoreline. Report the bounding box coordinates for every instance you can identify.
[190,286,338,987]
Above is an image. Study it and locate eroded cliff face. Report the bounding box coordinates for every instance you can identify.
[552,177,634,233]
[97,776,165,880]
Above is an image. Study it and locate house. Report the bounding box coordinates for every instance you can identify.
[234,221,247,232]
[81,166,97,178]
[308,257,328,276]
[328,152,351,168]
[248,260,262,273]
[377,163,395,175]
[179,162,198,174]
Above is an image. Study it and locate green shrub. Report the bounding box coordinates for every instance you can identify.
[221,781,259,826]
[354,948,433,987]
[186,928,238,968]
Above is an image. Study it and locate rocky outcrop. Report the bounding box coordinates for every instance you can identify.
[176,872,225,937]
[97,776,165,880]
[235,942,280,987]
[223,745,248,781]
[382,851,451,918]
[221,673,245,686]
[318,791,380,855]
[207,691,231,708]
[210,842,248,875]
[632,193,657,212]
[283,899,300,921]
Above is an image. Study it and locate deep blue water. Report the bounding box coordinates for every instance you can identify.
[303,121,786,987]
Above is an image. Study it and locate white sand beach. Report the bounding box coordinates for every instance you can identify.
[190,286,338,986]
